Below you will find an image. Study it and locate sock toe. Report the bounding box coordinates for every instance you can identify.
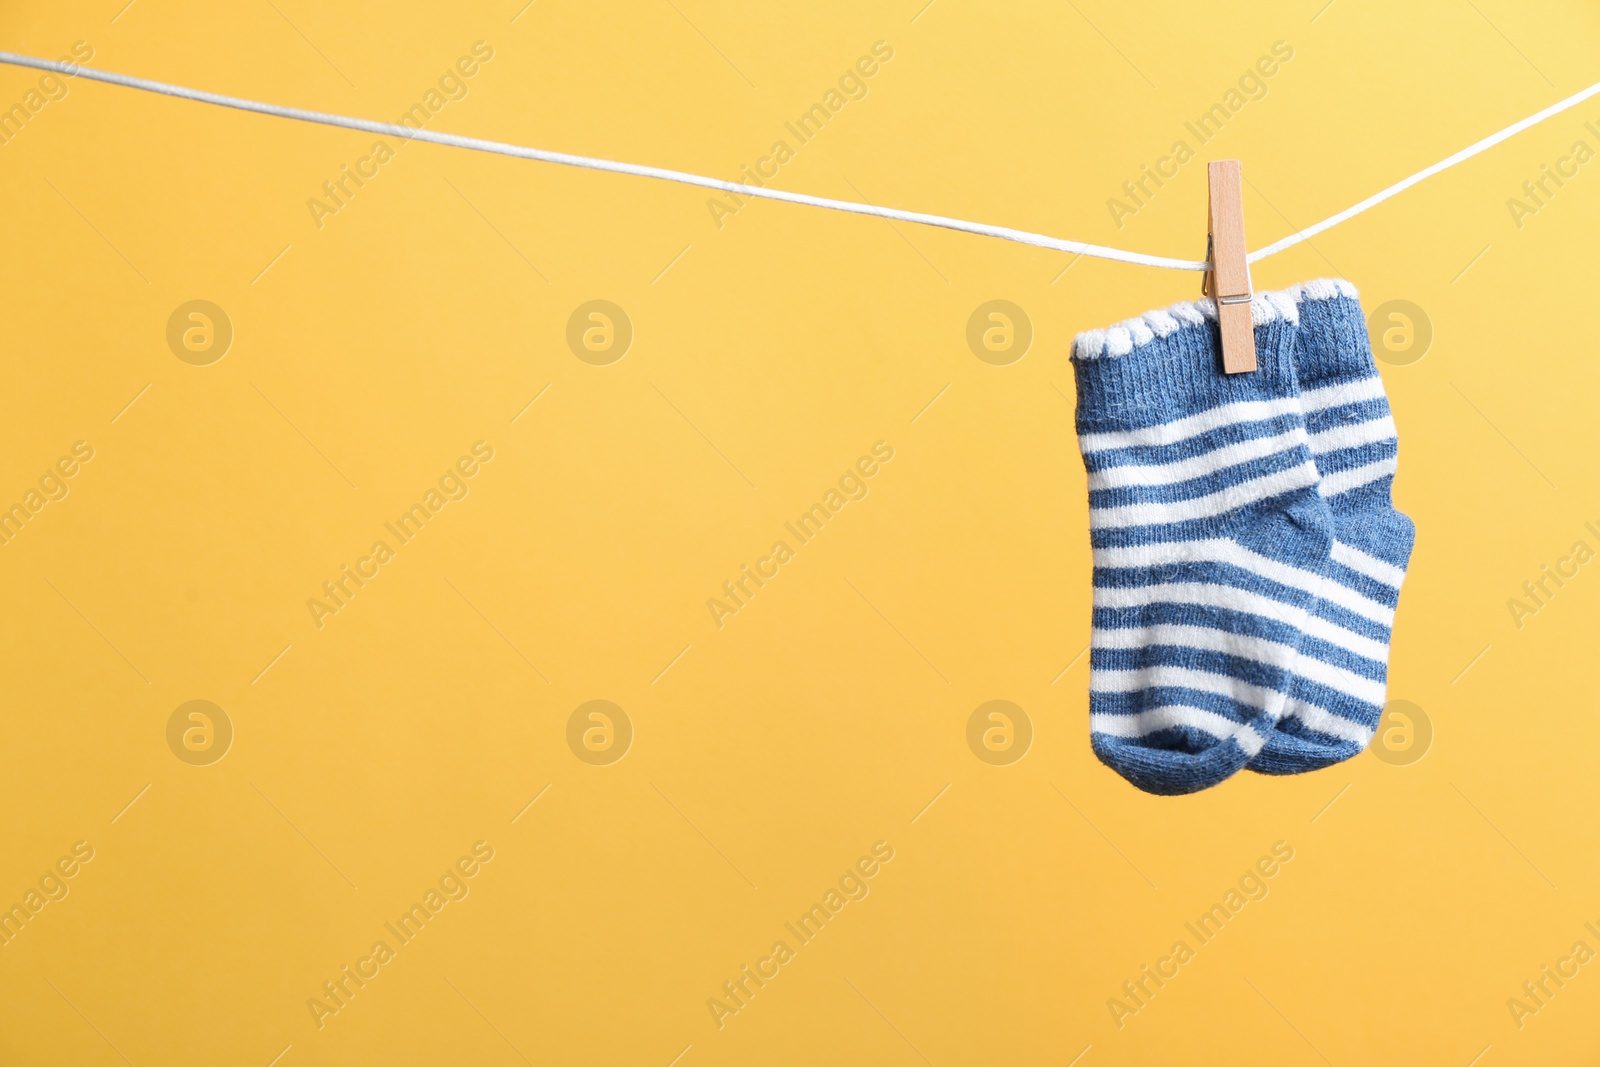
[1093,727,1262,796]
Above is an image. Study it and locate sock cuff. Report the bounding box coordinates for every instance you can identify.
[1072,278,1359,362]
[1292,283,1377,389]
[1071,308,1300,439]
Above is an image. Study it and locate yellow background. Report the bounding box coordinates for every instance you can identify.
[2,1,1598,1063]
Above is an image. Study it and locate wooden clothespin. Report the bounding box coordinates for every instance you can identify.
[1203,160,1256,373]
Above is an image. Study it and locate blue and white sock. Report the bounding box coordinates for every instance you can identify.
[1073,291,1334,796]
[1249,280,1416,774]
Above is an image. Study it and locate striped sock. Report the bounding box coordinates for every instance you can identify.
[1073,291,1333,796]
[1249,281,1416,774]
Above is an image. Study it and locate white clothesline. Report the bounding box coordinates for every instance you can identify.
[3,50,1597,272]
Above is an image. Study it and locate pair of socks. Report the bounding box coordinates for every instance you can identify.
[1071,279,1414,796]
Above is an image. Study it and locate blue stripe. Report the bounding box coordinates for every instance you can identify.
[1082,412,1304,473]
[1087,447,1306,510]
[1324,560,1402,606]
[1092,618,1388,684]
[1093,560,1393,644]
[1307,395,1389,429]
[1092,602,1387,675]
[1092,645,1292,690]
[1316,437,1396,475]
[1090,684,1261,721]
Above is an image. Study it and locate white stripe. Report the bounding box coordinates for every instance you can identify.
[1091,708,1267,755]
[1087,428,1308,490]
[1093,538,1396,625]
[1332,540,1407,588]
[1302,613,1390,664]
[1079,398,1299,454]
[1282,699,1377,745]
[1094,624,1295,666]
[1093,582,1391,661]
[1301,376,1386,414]
[1308,414,1396,455]
[1320,456,1398,497]
[1090,463,1319,529]
[1093,624,1388,703]
[1288,654,1388,705]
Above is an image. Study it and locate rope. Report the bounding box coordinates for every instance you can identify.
[1247,77,1600,263]
[3,50,1597,272]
